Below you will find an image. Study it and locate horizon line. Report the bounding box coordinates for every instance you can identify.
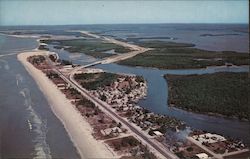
[0,22,248,27]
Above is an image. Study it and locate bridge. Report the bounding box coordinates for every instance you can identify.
[68,30,152,74]
[45,30,177,159]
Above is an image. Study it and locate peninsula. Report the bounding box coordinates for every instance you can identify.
[15,30,249,159]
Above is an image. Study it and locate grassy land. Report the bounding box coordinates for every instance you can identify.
[165,72,250,120]
[117,40,249,69]
[41,39,131,58]
[84,52,114,59]
[135,40,195,48]
[74,72,119,90]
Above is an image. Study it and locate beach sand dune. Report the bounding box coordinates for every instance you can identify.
[17,51,116,159]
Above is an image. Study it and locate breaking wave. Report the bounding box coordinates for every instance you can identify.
[0,59,10,70]
[16,74,24,87]
[20,87,52,159]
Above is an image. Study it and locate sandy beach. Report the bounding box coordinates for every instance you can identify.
[17,50,116,159]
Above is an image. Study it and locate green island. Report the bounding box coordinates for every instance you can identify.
[117,40,249,69]
[165,72,250,120]
[40,39,131,58]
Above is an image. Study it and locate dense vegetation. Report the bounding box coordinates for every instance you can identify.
[28,55,46,65]
[41,39,131,58]
[165,72,250,120]
[117,40,249,69]
[74,72,119,90]
[147,115,183,134]
[48,54,57,62]
[135,40,195,48]
[38,44,49,51]
[109,136,140,151]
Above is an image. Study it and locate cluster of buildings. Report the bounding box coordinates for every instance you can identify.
[91,75,147,111]
[100,127,123,137]
[191,132,247,154]
[89,72,184,138]
[84,69,249,159]
[168,130,250,159]
[192,133,226,144]
[29,55,249,159]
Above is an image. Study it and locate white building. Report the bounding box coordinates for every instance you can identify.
[195,153,209,159]
[193,133,226,144]
[153,131,163,136]
[101,127,122,136]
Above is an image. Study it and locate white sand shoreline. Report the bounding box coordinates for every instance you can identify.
[17,50,116,159]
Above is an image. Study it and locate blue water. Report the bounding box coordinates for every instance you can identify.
[0,24,249,156]
[36,23,250,145]
[0,34,80,159]
[48,44,250,145]
[94,63,250,145]
[95,24,249,53]
[1,23,248,52]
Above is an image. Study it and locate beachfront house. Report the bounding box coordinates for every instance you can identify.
[195,153,209,159]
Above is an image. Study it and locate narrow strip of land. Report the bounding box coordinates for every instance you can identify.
[80,31,152,64]
[41,30,177,158]
[45,57,177,159]
[18,51,116,159]
[69,30,152,77]
[60,31,178,158]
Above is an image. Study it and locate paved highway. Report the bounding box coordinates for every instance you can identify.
[69,30,152,79]
[45,30,178,158]
[45,56,178,159]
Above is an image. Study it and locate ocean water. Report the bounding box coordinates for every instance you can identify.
[0,34,80,159]
[94,24,249,53]
[1,23,248,52]
[0,24,249,158]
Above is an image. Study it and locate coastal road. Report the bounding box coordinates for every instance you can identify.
[69,30,152,78]
[187,137,222,159]
[68,74,178,159]
[79,30,144,51]
[79,30,152,64]
[47,56,177,159]
[66,69,177,159]
[187,137,250,159]
[45,55,178,159]
[45,30,177,158]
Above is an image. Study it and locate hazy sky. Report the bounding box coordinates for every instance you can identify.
[0,0,248,26]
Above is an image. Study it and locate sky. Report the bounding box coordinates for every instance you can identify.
[0,0,248,26]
